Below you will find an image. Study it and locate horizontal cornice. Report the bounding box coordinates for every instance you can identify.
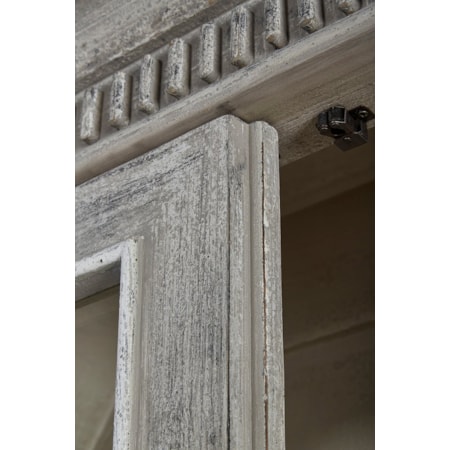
[76,0,375,184]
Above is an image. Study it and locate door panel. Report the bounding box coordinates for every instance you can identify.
[76,115,285,449]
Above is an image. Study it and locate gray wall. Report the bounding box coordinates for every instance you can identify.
[76,286,120,450]
[281,182,375,449]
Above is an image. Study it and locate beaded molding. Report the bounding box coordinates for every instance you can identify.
[76,0,374,149]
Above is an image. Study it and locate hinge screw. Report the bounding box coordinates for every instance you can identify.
[358,110,369,120]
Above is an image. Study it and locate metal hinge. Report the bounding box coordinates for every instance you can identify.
[316,105,374,151]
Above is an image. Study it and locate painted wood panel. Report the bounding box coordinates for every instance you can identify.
[75,4,374,184]
[76,115,285,448]
[76,0,248,92]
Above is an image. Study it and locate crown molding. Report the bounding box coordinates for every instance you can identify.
[76,0,375,184]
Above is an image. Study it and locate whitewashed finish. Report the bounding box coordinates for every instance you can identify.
[248,123,285,448]
[76,116,285,449]
[167,38,191,98]
[336,0,361,15]
[76,0,248,92]
[199,23,221,83]
[76,238,143,450]
[80,87,103,144]
[109,72,132,129]
[336,0,361,14]
[264,0,288,49]
[76,0,375,159]
[230,6,254,68]
[298,0,324,33]
[76,5,375,184]
[138,55,160,114]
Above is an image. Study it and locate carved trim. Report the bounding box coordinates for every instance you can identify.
[264,0,288,49]
[299,0,324,33]
[108,72,132,130]
[80,88,103,144]
[230,6,254,68]
[166,39,191,98]
[337,0,361,15]
[199,23,221,83]
[76,0,374,182]
[138,55,161,114]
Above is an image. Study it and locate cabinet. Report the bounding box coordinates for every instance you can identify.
[76,1,374,448]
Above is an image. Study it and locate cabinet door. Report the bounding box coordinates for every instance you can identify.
[76,115,285,449]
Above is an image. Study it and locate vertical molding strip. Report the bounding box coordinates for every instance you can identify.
[264,0,288,49]
[109,72,132,129]
[257,123,285,449]
[80,88,103,144]
[75,238,144,450]
[228,118,253,449]
[138,55,160,114]
[166,38,190,98]
[199,23,221,83]
[337,0,361,15]
[113,238,143,450]
[249,122,285,449]
[227,117,285,449]
[230,7,254,68]
[298,0,324,33]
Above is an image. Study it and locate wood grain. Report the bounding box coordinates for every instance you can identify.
[76,5,374,184]
[76,238,144,450]
[76,115,285,448]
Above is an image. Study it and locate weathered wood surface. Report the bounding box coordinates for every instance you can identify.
[264,0,288,49]
[76,4,374,184]
[76,0,248,92]
[249,123,285,448]
[199,23,221,83]
[76,115,285,448]
[137,55,161,115]
[76,238,143,450]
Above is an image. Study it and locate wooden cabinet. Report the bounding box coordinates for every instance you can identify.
[76,1,374,448]
[76,117,285,448]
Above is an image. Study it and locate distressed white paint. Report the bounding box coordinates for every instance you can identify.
[75,6,375,184]
[167,38,190,98]
[76,238,143,450]
[109,72,132,129]
[337,0,361,15]
[138,55,160,114]
[298,0,324,33]
[264,0,288,48]
[199,23,221,83]
[76,0,248,92]
[248,123,285,448]
[76,116,285,448]
[230,6,254,68]
[80,87,103,144]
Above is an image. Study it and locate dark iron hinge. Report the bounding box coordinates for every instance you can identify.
[316,105,374,151]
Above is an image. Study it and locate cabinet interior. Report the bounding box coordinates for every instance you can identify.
[280,130,375,449]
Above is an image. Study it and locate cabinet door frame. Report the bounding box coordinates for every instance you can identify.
[76,115,285,449]
[75,2,375,447]
[76,238,143,450]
